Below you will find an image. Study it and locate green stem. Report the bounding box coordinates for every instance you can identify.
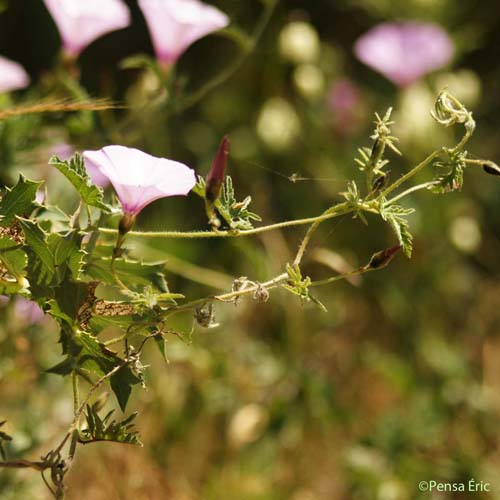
[98,202,351,240]
[309,267,369,288]
[381,150,442,198]
[164,273,289,318]
[171,0,278,114]
[293,204,344,266]
[385,181,440,205]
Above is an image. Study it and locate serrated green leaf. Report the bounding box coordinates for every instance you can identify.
[47,357,75,375]
[153,330,169,363]
[86,253,168,292]
[50,330,140,411]
[48,231,85,282]
[430,153,466,194]
[50,154,111,212]
[214,176,261,230]
[382,205,414,258]
[0,236,27,278]
[110,366,141,412]
[0,175,42,226]
[80,403,141,445]
[17,217,55,284]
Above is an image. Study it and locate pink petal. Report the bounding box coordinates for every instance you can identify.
[354,22,453,87]
[85,161,111,189]
[43,0,131,56]
[138,0,229,64]
[0,56,30,92]
[14,298,45,325]
[83,145,196,214]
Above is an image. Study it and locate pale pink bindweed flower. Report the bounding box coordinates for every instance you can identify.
[0,56,30,92]
[14,298,45,325]
[354,22,453,87]
[85,161,111,189]
[43,0,131,57]
[138,0,230,65]
[0,296,45,325]
[83,145,197,216]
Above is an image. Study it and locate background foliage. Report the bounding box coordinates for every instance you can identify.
[1,0,500,498]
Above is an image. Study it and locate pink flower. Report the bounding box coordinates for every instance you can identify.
[14,298,45,325]
[0,296,45,325]
[83,145,196,215]
[327,79,364,137]
[85,160,111,189]
[354,22,453,87]
[0,56,30,92]
[43,0,131,56]
[138,0,230,64]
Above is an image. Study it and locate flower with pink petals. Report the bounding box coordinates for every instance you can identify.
[328,79,364,137]
[14,298,45,325]
[83,145,196,216]
[43,0,130,57]
[84,160,111,189]
[354,22,453,87]
[0,56,30,93]
[138,0,230,65]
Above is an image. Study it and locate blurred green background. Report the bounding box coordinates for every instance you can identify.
[2,0,500,499]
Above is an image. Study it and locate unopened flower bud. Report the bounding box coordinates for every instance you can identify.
[482,161,500,176]
[366,245,402,270]
[371,171,389,193]
[206,135,229,203]
[119,213,137,235]
[370,137,386,165]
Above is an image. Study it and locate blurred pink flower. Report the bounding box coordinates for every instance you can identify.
[83,145,196,215]
[43,0,131,56]
[0,296,45,325]
[51,142,74,161]
[0,56,30,92]
[328,79,364,137]
[14,298,45,325]
[354,22,453,87]
[138,0,230,64]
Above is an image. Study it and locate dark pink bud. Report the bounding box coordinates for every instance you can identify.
[205,136,229,203]
[366,245,402,270]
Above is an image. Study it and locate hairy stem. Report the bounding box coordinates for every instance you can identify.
[98,202,351,240]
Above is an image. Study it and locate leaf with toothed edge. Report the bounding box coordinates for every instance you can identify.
[0,175,42,226]
[50,154,112,212]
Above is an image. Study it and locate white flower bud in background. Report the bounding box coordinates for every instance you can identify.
[256,98,301,151]
[394,83,444,146]
[279,21,320,64]
[293,64,325,100]
[434,70,481,107]
[227,403,268,448]
[449,215,482,254]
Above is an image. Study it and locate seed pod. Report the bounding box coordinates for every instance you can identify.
[482,161,500,176]
[366,245,402,270]
[206,135,229,203]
